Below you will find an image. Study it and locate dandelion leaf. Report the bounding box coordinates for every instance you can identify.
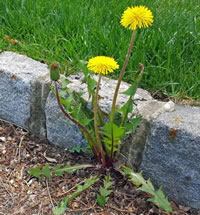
[97,174,113,206]
[121,166,172,213]
[53,164,94,176]
[147,187,173,213]
[121,82,137,96]
[125,116,142,134]
[97,194,107,206]
[53,200,67,215]
[28,164,51,179]
[101,122,124,152]
[53,176,99,215]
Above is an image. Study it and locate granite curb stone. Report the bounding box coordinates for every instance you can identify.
[0,51,50,137]
[140,105,200,209]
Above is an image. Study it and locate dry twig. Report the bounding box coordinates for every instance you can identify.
[18,135,25,162]
[46,179,55,209]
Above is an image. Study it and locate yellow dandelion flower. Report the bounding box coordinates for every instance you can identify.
[87,56,119,75]
[121,6,153,30]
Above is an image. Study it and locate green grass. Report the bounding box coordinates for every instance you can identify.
[0,0,200,99]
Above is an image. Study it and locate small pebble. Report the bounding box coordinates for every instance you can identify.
[7,199,14,207]
[0,136,6,142]
[10,179,14,184]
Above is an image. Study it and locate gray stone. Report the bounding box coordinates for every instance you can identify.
[0,51,50,137]
[120,118,151,170]
[139,105,200,209]
[45,91,87,148]
[136,100,175,120]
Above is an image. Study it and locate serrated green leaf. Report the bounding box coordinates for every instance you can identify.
[60,93,75,107]
[121,83,137,96]
[104,174,113,189]
[84,75,96,97]
[121,67,144,97]
[97,174,113,207]
[119,98,134,125]
[69,145,92,154]
[71,146,81,153]
[97,194,107,207]
[147,187,172,213]
[125,116,142,134]
[121,166,173,213]
[58,91,67,97]
[100,187,112,197]
[28,164,51,179]
[101,122,124,153]
[52,165,63,176]
[104,181,113,189]
[101,122,124,138]
[71,103,81,118]
[119,99,133,117]
[53,200,67,215]
[79,117,93,126]
[53,176,99,215]
[135,176,155,195]
[60,77,71,85]
[120,166,133,175]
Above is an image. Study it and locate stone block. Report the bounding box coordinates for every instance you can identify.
[0,51,50,137]
[139,105,200,209]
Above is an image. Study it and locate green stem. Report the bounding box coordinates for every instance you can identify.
[94,74,106,166]
[110,30,137,123]
[54,81,99,161]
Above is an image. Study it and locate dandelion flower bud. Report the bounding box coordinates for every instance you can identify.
[50,62,60,81]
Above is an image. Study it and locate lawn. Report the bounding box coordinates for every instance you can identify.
[0,0,200,99]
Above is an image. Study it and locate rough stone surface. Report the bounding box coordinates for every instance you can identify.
[45,92,87,148]
[0,51,50,137]
[120,119,151,170]
[140,105,200,209]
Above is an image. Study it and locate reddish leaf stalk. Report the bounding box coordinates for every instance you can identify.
[54,81,101,163]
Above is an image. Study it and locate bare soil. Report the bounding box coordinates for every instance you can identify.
[0,119,200,215]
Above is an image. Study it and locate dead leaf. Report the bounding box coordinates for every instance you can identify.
[43,151,57,163]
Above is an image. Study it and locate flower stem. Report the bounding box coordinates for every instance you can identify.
[54,81,100,161]
[110,30,137,123]
[94,74,106,166]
